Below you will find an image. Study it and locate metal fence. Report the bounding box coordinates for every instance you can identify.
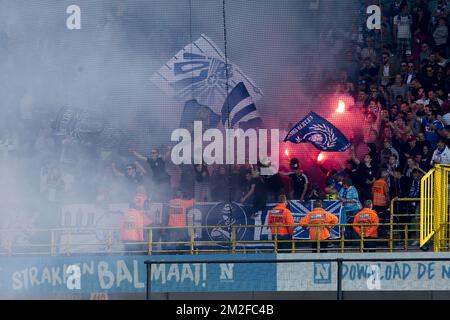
[0,222,433,256]
[420,164,450,251]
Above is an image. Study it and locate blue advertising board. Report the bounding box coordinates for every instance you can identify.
[0,254,277,296]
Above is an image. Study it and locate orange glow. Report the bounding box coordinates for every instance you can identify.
[337,100,345,113]
[317,152,325,162]
[284,148,289,157]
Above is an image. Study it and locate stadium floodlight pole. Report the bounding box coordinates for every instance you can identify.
[222,0,233,252]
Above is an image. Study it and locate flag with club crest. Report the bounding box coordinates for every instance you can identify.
[151,34,263,115]
[284,111,351,152]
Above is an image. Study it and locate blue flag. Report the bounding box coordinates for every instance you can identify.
[180,99,221,130]
[284,111,351,152]
[221,82,262,128]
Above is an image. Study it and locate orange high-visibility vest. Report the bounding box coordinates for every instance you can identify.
[353,208,379,238]
[168,198,195,227]
[121,208,151,241]
[267,203,295,236]
[299,208,338,240]
[372,179,388,206]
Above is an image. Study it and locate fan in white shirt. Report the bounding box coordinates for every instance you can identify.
[431,140,450,166]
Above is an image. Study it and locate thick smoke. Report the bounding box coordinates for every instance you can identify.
[0,0,361,260]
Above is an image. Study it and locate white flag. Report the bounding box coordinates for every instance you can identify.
[151,34,262,114]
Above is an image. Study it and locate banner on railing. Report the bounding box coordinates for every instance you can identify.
[190,200,343,248]
[56,201,343,252]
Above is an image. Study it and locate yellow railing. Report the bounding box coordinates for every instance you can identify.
[0,221,426,256]
[420,164,450,251]
[420,169,435,247]
[391,197,421,252]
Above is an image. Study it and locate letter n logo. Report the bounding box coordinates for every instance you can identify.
[219,264,234,281]
[314,262,331,284]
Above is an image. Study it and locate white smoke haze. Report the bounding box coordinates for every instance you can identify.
[0,0,361,263]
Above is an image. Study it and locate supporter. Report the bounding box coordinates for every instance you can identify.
[325,172,345,200]
[280,159,309,201]
[379,51,399,87]
[431,139,450,165]
[431,0,449,28]
[383,154,400,179]
[419,145,433,171]
[337,177,362,241]
[367,84,388,107]
[179,164,195,199]
[415,87,428,105]
[416,131,431,149]
[305,183,325,201]
[404,61,418,85]
[264,169,285,202]
[406,110,422,135]
[239,170,253,204]
[267,194,295,253]
[388,74,409,104]
[421,66,437,92]
[299,200,338,253]
[380,140,400,166]
[404,136,422,158]
[343,159,357,179]
[390,169,410,200]
[210,166,229,201]
[419,42,431,63]
[405,168,423,241]
[240,167,267,219]
[363,111,381,145]
[132,149,171,200]
[194,164,210,202]
[421,110,445,149]
[433,18,448,55]
[404,157,426,178]
[351,146,377,202]
[393,3,413,56]
[360,57,379,83]
[425,89,444,106]
[111,162,144,200]
[412,4,430,37]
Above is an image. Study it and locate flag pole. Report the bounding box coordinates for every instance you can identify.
[222,0,234,252]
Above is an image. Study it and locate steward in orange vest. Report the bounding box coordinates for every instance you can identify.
[371,170,390,223]
[372,174,389,206]
[164,190,195,252]
[121,192,152,254]
[299,200,338,241]
[353,200,379,252]
[267,194,295,253]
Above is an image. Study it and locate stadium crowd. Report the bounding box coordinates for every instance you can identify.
[0,0,448,252]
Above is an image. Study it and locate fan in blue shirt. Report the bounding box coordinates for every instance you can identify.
[421,112,444,149]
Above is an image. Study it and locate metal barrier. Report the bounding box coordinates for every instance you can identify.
[144,257,450,300]
[420,164,450,251]
[0,221,432,256]
[390,198,421,252]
